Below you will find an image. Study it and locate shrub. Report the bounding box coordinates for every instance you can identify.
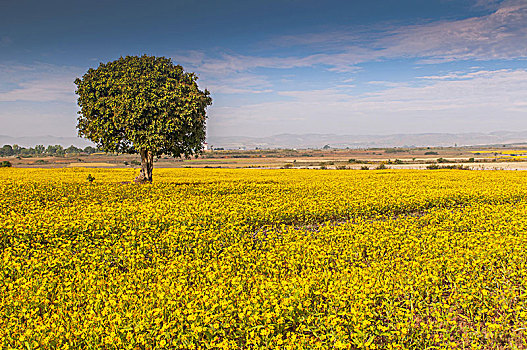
[376,163,387,170]
[0,161,12,167]
[360,166,369,170]
[425,151,438,155]
[427,164,471,170]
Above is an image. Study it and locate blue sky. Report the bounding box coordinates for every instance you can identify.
[1,0,526,141]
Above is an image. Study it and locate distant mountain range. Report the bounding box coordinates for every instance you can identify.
[2,131,527,149]
[207,131,527,149]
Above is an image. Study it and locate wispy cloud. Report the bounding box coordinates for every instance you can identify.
[208,69,527,136]
[278,0,527,64]
[472,0,505,10]
[0,63,85,138]
[0,63,81,102]
[0,78,76,102]
[202,73,274,94]
[381,0,527,63]
[175,51,358,74]
[360,69,527,112]
[418,69,510,80]
[178,0,527,80]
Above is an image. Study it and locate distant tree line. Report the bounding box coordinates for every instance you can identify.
[0,144,99,157]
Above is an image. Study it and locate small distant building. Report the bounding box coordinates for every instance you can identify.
[202,142,209,151]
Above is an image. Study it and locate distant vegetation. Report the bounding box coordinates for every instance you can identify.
[0,144,99,157]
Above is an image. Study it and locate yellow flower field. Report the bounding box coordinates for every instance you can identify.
[1,168,527,349]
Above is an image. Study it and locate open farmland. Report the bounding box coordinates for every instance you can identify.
[1,168,527,349]
[4,145,527,170]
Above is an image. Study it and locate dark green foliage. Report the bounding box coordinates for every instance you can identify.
[0,161,12,167]
[65,145,82,154]
[424,151,439,155]
[74,55,212,159]
[34,145,45,154]
[74,55,212,182]
[46,145,64,156]
[0,144,84,157]
[426,164,441,170]
[83,146,97,154]
[0,145,13,156]
[426,164,471,170]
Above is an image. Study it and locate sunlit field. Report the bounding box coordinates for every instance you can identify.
[1,168,527,349]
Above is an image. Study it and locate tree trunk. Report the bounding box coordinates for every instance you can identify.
[134,149,154,183]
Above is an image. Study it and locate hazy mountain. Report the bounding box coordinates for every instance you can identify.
[2,131,527,149]
[207,131,527,149]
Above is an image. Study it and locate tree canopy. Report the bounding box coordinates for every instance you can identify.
[74,55,212,182]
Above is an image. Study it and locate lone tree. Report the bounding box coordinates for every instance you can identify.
[74,55,212,183]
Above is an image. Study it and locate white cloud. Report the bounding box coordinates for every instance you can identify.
[0,78,76,102]
[0,103,79,137]
[207,69,527,137]
[176,52,336,75]
[0,63,81,102]
[200,72,274,95]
